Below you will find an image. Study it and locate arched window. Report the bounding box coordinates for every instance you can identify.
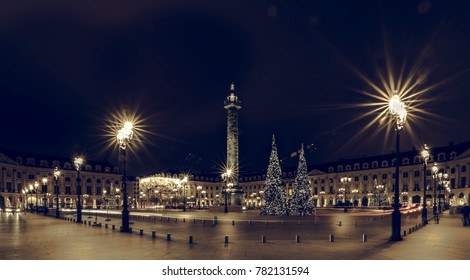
[381,161,388,167]
[372,161,378,168]
[354,163,360,170]
[362,163,369,169]
[345,165,351,171]
[437,153,446,161]
[402,158,410,165]
[337,165,343,172]
[450,152,457,159]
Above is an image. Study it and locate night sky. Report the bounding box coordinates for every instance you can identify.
[1,0,470,176]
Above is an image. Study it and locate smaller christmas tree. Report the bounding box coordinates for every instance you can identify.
[260,135,288,216]
[289,144,315,216]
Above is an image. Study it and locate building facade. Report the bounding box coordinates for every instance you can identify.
[0,148,126,212]
[138,141,470,209]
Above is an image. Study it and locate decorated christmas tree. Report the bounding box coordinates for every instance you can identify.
[260,135,288,216]
[289,144,315,215]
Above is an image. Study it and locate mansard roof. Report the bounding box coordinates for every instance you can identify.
[0,147,117,172]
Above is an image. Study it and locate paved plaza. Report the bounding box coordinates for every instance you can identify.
[0,209,469,260]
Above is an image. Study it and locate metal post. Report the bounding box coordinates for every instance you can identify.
[391,131,402,241]
[43,182,47,216]
[433,176,437,217]
[76,169,82,223]
[121,148,130,233]
[422,162,427,224]
[438,181,442,214]
[55,179,60,218]
[35,187,38,214]
[183,183,186,212]
[224,190,228,213]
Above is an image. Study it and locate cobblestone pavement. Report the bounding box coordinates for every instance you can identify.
[0,209,468,260]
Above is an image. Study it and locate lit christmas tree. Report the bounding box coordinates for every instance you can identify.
[370,180,390,207]
[260,135,288,216]
[289,144,315,216]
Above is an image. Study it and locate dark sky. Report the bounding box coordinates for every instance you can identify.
[1,0,470,176]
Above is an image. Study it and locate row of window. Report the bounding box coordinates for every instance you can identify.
[329,152,459,173]
[14,157,118,173]
[314,166,468,185]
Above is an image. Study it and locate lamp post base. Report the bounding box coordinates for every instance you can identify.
[121,208,130,233]
[422,207,428,225]
[390,209,403,241]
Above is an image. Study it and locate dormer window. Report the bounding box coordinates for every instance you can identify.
[381,161,388,167]
[372,161,378,168]
[437,153,446,161]
[27,158,35,166]
[40,160,48,167]
[16,157,23,164]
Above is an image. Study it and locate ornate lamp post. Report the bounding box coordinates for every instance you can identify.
[432,163,439,220]
[376,184,385,207]
[221,169,232,213]
[420,145,430,225]
[28,184,33,212]
[22,189,27,213]
[74,157,84,223]
[340,176,351,212]
[53,167,61,218]
[319,191,325,207]
[42,177,48,216]
[389,93,407,241]
[34,181,39,214]
[196,186,203,209]
[201,190,207,208]
[117,121,133,233]
[351,188,359,207]
[181,176,188,212]
[259,190,264,208]
[437,171,449,214]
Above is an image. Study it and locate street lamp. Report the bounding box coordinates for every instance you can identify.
[74,157,84,223]
[28,184,33,212]
[437,171,449,214]
[376,184,385,207]
[222,169,232,213]
[389,93,407,241]
[431,163,439,221]
[259,190,264,208]
[420,145,430,225]
[196,186,202,210]
[351,188,359,207]
[319,191,325,207]
[181,176,188,212]
[42,177,48,216]
[117,121,133,233]
[22,189,28,213]
[34,181,39,214]
[340,176,351,212]
[53,167,61,218]
[201,190,206,208]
